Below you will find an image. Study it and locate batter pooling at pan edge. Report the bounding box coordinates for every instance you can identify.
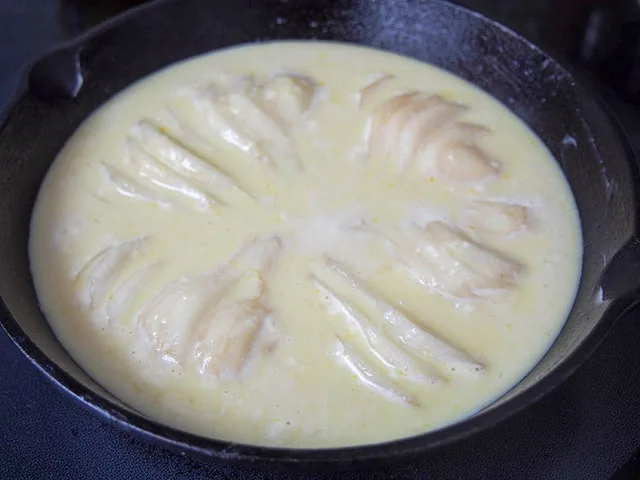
[29,42,582,448]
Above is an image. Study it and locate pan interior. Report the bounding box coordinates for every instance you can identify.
[0,0,634,460]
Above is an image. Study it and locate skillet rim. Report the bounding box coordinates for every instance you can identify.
[0,0,638,468]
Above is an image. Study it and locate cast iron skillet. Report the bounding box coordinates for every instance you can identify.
[1,0,639,471]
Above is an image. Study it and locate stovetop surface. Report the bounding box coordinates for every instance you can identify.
[1,1,640,479]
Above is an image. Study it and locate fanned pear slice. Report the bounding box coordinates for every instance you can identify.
[435,144,499,183]
[358,73,395,110]
[75,237,151,311]
[136,236,282,378]
[104,262,161,327]
[126,141,218,210]
[421,222,523,290]
[403,222,524,297]
[170,73,318,172]
[101,163,174,209]
[258,73,317,126]
[367,92,468,172]
[463,200,529,237]
[192,296,271,380]
[312,273,442,385]
[417,122,500,182]
[354,221,473,298]
[366,89,501,182]
[360,221,523,298]
[323,259,486,376]
[334,337,421,408]
[218,90,300,171]
[129,121,251,204]
[135,274,217,363]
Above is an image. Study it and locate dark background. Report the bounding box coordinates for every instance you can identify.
[1,1,640,479]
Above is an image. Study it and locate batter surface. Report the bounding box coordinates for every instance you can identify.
[29,42,582,448]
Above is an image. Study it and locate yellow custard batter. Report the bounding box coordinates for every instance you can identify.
[29,42,582,448]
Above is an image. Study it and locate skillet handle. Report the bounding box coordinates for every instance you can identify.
[600,235,640,306]
[28,46,84,102]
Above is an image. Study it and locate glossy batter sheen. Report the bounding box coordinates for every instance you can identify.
[29,42,582,448]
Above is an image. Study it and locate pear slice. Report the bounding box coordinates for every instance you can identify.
[360,221,523,298]
[368,92,468,172]
[335,337,421,408]
[169,73,319,172]
[312,273,442,385]
[136,236,283,379]
[101,163,174,209]
[129,121,251,203]
[463,200,529,237]
[323,258,486,376]
[75,237,151,312]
